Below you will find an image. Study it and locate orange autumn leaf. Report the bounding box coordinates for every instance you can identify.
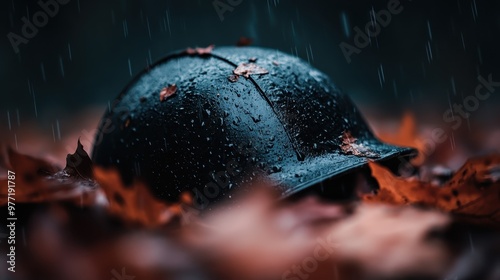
[93,167,177,227]
[160,84,177,101]
[364,155,500,227]
[376,111,417,148]
[340,131,380,158]
[375,112,431,165]
[233,62,269,78]
[0,142,100,206]
[363,161,439,206]
[184,44,215,55]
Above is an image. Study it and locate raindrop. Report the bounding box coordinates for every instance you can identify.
[450,132,456,150]
[427,20,432,41]
[471,0,478,21]
[7,111,11,130]
[59,55,65,77]
[28,80,38,117]
[40,62,46,81]
[146,17,152,39]
[425,41,433,62]
[14,134,18,150]
[68,43,72,61]
[165,9,172,36]
[308,44,314,62]
[460,32,466,50]
[56,119,61,140]
[340,11,350,38]
[128,59,132,77]
[377,64,385,88]
[123,20,129,38]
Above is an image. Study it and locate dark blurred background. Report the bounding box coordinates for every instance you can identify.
[1,0,499,144]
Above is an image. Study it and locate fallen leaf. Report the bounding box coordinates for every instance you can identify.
[233,63,269,78]
[93,167,176,227]
[0,142,100,206]
[364,155,500,227]
[327,204,452,278]
[340,131,380,158]
[160,84,177,101]
[376,111,417,148]
[363,162,439,206]
[64,139,93,179]
[185,44,215,56]
[182,187,347,279]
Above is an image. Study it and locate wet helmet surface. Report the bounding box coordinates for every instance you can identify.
[92,46,414,209]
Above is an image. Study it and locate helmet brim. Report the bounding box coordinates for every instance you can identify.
[272,143,417,197]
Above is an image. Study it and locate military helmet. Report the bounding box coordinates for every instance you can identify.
[92,46,414,210]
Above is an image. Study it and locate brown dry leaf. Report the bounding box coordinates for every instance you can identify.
[364,155,500,227]
[0,142,100,206]
[437,155,500,226]
[93,167,176,227]
[373,112,439,165]
[160,84,177,101]
[363,161,438,205]
[182,187,346,279]
[376,111,417,147]
[182,186,453,279]
[185,44,215,55]
[328,204,452,278]
[233,62,269,78]
[340,131,380,158]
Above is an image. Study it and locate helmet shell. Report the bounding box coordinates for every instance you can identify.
[92,46,414,209]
